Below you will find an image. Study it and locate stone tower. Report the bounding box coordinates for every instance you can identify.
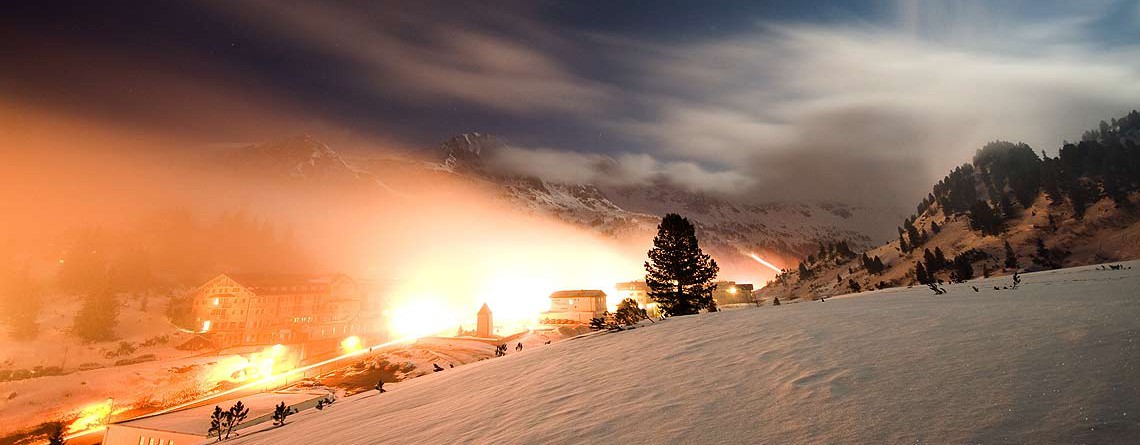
[476,303,493,338]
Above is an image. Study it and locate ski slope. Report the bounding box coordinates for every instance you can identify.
[230,261,1140,444]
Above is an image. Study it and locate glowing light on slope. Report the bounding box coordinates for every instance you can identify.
[340,336,363,354]
[386,299,463,339]
[66,398,126,434]
[204,344,297,386]
[381,239,640,338]
[748,252,783,273]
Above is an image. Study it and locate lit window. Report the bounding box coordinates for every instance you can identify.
[139,437,146,445]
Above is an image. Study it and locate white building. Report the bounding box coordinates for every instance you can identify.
[540,290,608,325]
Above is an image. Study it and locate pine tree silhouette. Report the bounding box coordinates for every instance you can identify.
[645,214,719,316]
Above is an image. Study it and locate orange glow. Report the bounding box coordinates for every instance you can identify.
[66,399,126,434]
[204,344,297,387]
[382,232,642,338]
[340,336,363,354]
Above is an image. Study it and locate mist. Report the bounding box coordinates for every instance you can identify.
[0,100,651,337]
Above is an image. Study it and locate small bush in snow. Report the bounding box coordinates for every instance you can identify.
[271,401,296,426]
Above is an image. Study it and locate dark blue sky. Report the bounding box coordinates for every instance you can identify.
[0,1,888,147]
[3,1,1138,206]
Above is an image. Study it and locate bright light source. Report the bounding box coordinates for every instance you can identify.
[728,286,738,294]
[340,336,363,353]
[748,252,783,273]
[66,399,124,434]
[201,320,211,332]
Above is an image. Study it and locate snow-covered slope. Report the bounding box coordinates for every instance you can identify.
[231,261,1140,444]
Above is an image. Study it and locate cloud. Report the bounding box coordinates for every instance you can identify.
[209,0,611,115]
[607,12,1140,208]
[484,146,752,195]
[198,1,1140,208]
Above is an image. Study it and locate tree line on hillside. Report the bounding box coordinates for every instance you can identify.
[777,110,1140,296]
[899,110,1140,284]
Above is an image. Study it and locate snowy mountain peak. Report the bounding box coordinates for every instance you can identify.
[437,132,506,171]
[221,134,369,184]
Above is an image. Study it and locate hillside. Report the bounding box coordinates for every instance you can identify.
[759,110,1140,302]
[229,262,1140,444]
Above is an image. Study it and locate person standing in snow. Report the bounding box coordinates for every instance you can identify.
[375,380,386,394]
[515,342,523,352]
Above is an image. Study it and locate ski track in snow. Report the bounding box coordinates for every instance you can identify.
[230,261,1140,444]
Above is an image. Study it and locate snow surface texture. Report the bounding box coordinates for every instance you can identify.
[230,261,1140,444]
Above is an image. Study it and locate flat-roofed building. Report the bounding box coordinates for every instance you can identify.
[713,281,755,305]
[540,290,608,325]
[615,281,650,306]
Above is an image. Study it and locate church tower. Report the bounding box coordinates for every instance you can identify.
[476,303,493,338]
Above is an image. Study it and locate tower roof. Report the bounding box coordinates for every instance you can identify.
[478,303,492,314]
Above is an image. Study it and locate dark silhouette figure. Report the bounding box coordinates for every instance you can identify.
[375,380,386,393]
[433,363,444,372]
[449,363,454,368]
[515,342,523,352]
[971,286,979,292]
[544,341,551,345]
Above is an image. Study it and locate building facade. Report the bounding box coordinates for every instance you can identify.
[615,281,651,306]
[189,274,364,350]
[713,281,755,305]
[540,290,608,324]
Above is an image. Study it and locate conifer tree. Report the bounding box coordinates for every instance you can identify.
[271,402,295,426]
[614,298,645,325]
[934,247,948,269]
[73,278,119,342]
[951,255,974,282]
[915,261,931,285]
[645,214,719,316]
[3,265,42,340]
[1003,240,1018,269]
[47,422,66,445]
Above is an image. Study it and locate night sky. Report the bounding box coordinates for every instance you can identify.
[3,0,1140,207]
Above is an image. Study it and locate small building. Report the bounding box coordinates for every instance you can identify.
[540,290,608,325]
[187,273,364,353]
[102,390,328,445]
[615,281,651,306]
[476,303,494,338]
[713,281,755,305]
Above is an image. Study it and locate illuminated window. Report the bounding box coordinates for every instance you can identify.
[138,437,146,445]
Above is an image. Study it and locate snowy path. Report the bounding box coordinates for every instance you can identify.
[230,262,1140,444]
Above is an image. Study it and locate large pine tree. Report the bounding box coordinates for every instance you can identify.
[644,214,719,316]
